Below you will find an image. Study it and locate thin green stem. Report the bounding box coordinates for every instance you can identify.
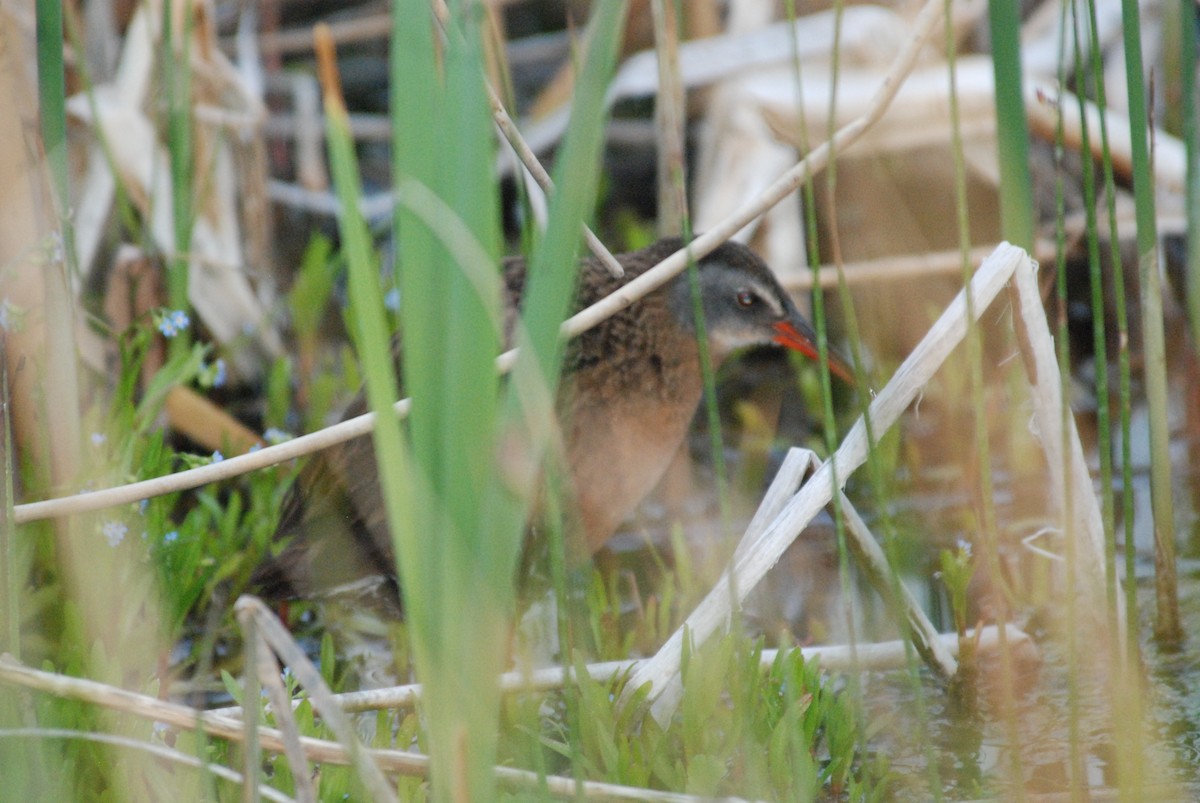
[1085,0,1150,790]
[34,0,82,492]
[957,2,1023,797]
[1184,0,1200,357]
[0,332,16,660]
[986,0,1035,250]
[541,473,586,798]
[162,7,195,360]
[1065,0,1138,672]
[1119,0,1180,642]
[1070,0,1116,641]
[1052,7,1082,796]
[36,0,67,222]
[684,236,733,545]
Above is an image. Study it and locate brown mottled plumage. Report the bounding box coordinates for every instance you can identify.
[252,238,851,602]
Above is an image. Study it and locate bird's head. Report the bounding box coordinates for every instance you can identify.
[665,240,854,383]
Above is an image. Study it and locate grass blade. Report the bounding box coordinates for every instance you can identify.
[1118,0,1181,642]
[986,0,1035,250]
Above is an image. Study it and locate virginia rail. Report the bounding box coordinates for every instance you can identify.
[253,237,852,602]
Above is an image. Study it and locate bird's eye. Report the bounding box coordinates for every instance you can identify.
[735,289,757,308]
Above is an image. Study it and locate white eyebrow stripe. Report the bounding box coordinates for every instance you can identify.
[751,279,784,317]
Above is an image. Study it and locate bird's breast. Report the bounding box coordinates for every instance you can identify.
[561,352,704,554]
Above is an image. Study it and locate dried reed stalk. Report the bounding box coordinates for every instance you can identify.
[0,652,765,802]
[211,624,1028,720]
[0,727,295,803]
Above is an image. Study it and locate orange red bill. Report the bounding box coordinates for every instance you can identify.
[772,320,855,385]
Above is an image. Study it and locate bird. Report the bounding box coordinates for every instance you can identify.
[252,237,853,605]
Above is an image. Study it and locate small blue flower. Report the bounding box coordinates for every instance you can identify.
[384,287,401,311]
[101,520,128,547]
[158,309,190,338]
[138,499,148,515]
[162,530,179,544]
[263,427,292,445]
[90,432,107,447]
[199,358,228,390]
[248,443,262,453]
[211,450,224,463]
